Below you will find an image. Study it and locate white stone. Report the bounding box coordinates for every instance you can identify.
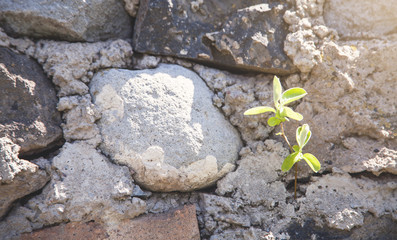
[90,64,242,192]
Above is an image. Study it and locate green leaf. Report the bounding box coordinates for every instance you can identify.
[244,106,276,115]
[292,145,300,152]
[284,107,303,121]
[296,124,311,149]
[282,152,299,172]
[268,117,281,127]
[281,88,307,105]
[303,153,321,172]
[273,76,282,108]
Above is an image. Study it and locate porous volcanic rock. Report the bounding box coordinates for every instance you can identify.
[282,0,397,178]
[133,0,295,74]
[324,0,397,39]
[0,137,49,219]
[90,64,242,192]
[23,141,146,226]
[0,46,62,156]
[298,173,397,231]
[0,0,132,42]
[34,39,133,97]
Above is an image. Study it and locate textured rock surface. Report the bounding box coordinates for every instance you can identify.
[299,173,397,231]
[5,141,147,236]
[123,0,140,17]
[134,0,295,74]
[107,205,200,240]
[216,140,289,204]
[0,46,62,156]
[324,0,397,39]
[193,64,275,144]
[57,95,101,143]
[0,0,132,42]
[0,138,50,219]
[282,0,397,179]
[34,39,133,96]
[90,64,242,191]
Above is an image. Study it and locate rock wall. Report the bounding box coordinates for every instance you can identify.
[0,0,396,239]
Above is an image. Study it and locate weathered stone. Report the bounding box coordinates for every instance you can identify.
[34,39,133,97]
[134,1,295,74]
[193,64,274,145]
[209,228,275,240]
[123,0,140,17]
[132,54,161,70]
[299,173,397,231]
[90,64,242,192]
[0,0,132,42]
[19,221,107,240]
[0,138,50,219]
[57,95,101,143]
[107,205,200,240]
[0,46,62,156]
[216,140,289,205]
[24,141,146,226]
[282,0,397,179]
[324,0,397,39]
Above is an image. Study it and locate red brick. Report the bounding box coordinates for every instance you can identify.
[19,221,107,240]
[108,204,200,240]
[18,204,200,240]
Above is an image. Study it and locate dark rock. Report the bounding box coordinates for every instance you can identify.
[0,47,62,156]
[0,0,132,42]
[132,185,152,199]
[133,0,295,74]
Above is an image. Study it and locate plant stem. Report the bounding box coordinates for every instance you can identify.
[280,123,292,152]
[280,122,298,200]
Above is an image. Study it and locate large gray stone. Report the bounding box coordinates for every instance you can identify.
[133,0,295,74]
[0,46,62,156]
[90,64,242,192]
[0,137,50,219]
[0,0,132,42]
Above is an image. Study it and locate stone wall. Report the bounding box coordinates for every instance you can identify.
[0,0,396,239]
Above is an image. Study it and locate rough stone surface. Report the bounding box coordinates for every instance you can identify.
[299,173,397,231]
[0,46,62,156]
[282,0,397,178]
[0,138,50,219]
[324,0,397,39]
[193,64,275,145]
[216,140,289,205]
[34,39,133,97]
[9,141,147,236]
[57,95,101,143]
[133,54,161,70]
[0,0,132,42]
[90,64,242,192]
[107,205,200,240]
[134,0,295,74]
[123,0,140,17]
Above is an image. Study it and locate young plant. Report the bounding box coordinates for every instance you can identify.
[244,76,320,199]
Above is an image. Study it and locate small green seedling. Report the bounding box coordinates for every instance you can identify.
[281,124,321,173]
[244,76,320,199]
